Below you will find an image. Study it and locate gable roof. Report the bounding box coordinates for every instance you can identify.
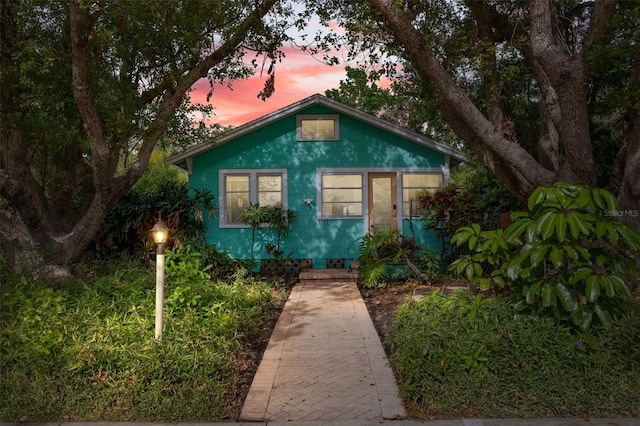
[166,93,470,168]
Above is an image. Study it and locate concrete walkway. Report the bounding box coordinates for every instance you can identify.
[239,276,405,422]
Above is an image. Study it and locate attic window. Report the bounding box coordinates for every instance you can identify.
[297,114,339,141]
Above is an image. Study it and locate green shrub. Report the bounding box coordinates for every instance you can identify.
[357,228,435,288]
[203,244,239,280]
[0,259,283,422]
[418,162,523,262]
[237,202,298,262]
[165,244,211,288]
[449,182,640,330]
[96,180,216,258]
[264,203,298,253]
[389,290,640,418]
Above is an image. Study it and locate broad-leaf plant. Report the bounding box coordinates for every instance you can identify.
[450,183,640,330]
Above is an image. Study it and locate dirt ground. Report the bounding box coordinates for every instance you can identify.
[359,282,431,350]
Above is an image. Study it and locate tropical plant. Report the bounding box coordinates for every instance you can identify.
[418,185,479,261]
[449,182,640,330]
[237,202,298,263]
[265,203,298,252]
[237,203,270,261]
[96,180,216,258]
[418,163,522,263]
[357,228,434,288]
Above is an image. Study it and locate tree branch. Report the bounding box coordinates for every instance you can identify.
[69,0,113,193]
[367,0,553,199]
[117,0,281,193]
[0,0,52,239]
[529,0,595,183]
[582,0,618,54]
[529,0,568,82]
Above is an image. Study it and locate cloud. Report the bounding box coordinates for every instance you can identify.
[190,46,351,127]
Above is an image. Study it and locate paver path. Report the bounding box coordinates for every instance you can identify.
[240,280,406,422]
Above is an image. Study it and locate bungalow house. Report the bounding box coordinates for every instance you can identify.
[167,94,469,271]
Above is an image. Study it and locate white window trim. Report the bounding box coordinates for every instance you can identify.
[316,168,446,227]
[219,168,288,228]
[296,114,340,141]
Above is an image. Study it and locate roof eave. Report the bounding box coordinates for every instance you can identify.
[166,93,470,166]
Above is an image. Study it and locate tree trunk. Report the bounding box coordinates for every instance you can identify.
[616,53,640,228]
[0,0,281,276]
[366,0,633,214]
[368,0,555,201]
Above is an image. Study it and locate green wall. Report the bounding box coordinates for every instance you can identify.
[189,105,444,267]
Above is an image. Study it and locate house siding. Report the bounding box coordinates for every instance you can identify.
[188,104,445,267]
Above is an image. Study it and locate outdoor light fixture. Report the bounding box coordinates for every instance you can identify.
[151,220,169,247]
[303,198,314,206]
[151,220,169,341]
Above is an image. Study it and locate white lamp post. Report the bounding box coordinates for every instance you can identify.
[151,220,169,341]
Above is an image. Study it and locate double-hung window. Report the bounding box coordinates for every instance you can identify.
[402,173,443,217]
[320,173,363,218]
[220,169,286,226]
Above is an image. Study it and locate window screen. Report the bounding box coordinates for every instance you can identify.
[321,174,363,217]
[402,174,443,217]
[225,175,250,224]
[297,115,339,141]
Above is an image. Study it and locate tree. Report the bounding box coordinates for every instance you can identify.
[1,0,291,275]
[311,0,640,227]
[325,66,459,145]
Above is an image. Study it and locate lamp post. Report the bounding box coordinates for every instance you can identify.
[151,220,169,341]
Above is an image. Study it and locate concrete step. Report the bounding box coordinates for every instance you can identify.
[300,279,356,285]
[299,269,358,282]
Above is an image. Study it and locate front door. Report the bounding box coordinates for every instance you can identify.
[368,173,397,233]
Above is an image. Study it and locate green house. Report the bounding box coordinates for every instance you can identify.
[167,94,468,271]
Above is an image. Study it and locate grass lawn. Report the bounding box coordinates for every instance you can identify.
[3,259,639,421]
[388,289,640,419]
[0,260,287,422]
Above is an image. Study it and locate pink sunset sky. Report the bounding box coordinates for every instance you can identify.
[189,44,355,127]
[188,14,392,127]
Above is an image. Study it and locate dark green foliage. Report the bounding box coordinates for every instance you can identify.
[203,244,240,280]
[96,180,215,257]
[450,182,640,330]
[357,228,438,288]
[0,259,284,422]
[237,203,270,261]
[237,203,297,262]
[389,290,640,418]
[419,162,522,262]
